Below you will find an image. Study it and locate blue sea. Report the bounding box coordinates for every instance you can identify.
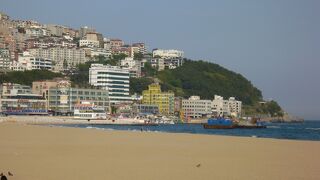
[62,120,320,141]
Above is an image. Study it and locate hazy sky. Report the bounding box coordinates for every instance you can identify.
[2,0,320,119]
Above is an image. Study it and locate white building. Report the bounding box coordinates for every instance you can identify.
[211,95,242,117]
[228,97,242,117]
[89,64,131,104]
[28,47,86,72]
[79,39,100,48]
[153,49,184,59]
[25,28,49,37]
[182,96,212,119]
[120,57,142,78]
[164,58,184,69]
[150,58,165,71]
[0,49,11,71]
[10,51,52,71]
[83,47,112,58]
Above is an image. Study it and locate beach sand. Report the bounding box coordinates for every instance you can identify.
[0,122,320,180]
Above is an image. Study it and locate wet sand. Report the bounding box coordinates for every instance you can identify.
[0,121,319,180]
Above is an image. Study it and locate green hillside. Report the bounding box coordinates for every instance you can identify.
[0,70,63,86]
[157,60,262,105]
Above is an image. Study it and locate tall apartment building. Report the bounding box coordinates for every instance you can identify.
[182,96,212,119]
[142,84,175,115]
[28,47,86,71]
[89,64,131,104]
[82,47,112,58]
[10,51,52,71]
[0,48,11,71]
[48,87,109,115]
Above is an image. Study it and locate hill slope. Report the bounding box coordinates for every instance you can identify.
[156,60,262,105]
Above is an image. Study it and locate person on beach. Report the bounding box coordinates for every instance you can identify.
[0,173,8,180]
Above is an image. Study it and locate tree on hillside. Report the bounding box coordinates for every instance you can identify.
[142,62,157,77]
[112,53,127,61]
[133,52,143,60]
[129,77,154,94]
[0,70,63,85]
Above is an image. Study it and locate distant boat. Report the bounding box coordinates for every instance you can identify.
[203,118,236,129]
[236,118,267,129]
[203,118,267,129]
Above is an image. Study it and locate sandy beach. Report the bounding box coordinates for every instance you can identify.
[0,120,320,180]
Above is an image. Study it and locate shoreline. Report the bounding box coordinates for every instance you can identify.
[1,115,319,142]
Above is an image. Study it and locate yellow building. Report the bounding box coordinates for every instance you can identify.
[142,84,175,115]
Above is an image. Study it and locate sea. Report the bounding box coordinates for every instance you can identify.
[62,120,320,141]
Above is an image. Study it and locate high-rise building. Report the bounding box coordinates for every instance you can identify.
[28,47,86,71]
[89,64,131,104]
[142,84,175,115]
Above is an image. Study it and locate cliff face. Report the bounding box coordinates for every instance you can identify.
[264,114,304,123]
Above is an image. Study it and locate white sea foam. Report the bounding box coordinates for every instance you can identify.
[306,128,320,131]
[267,126,280,129]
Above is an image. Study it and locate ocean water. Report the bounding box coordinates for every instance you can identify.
[62,120,320,141]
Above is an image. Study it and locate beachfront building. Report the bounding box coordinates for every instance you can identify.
[211,95,242,117]
[47,87,109,115]
[227,97,242,117]
[32,78,71,108]
[211,95,230,117]
[89,64,131,104]
[28,47,86,72]
[0,83,47,115]
[142,84,174,115]
[182,96,212,119]
[132,104,159,115]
